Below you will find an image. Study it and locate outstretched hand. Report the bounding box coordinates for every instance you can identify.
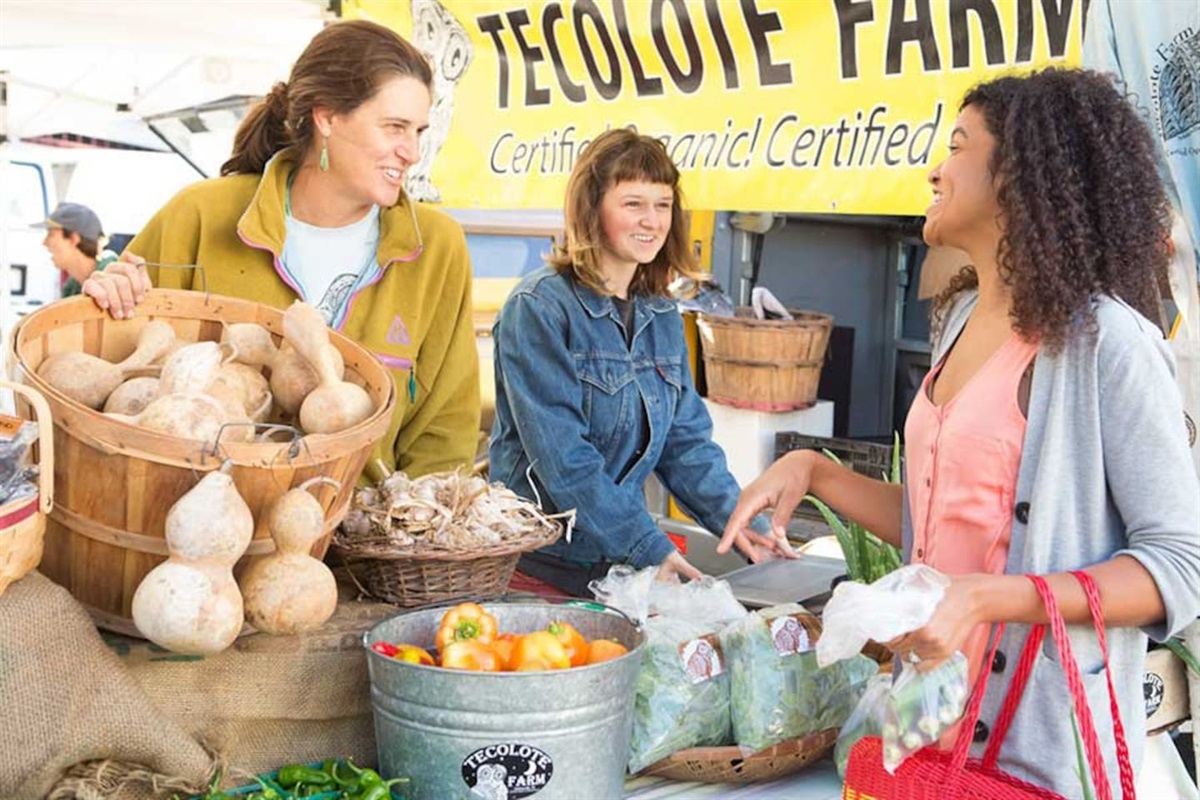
[717,451,813,560]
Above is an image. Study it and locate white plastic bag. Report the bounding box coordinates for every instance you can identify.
[816,564,949,668]
[819,564,970,774]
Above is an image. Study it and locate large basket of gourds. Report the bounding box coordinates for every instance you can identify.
[9,290,395,635]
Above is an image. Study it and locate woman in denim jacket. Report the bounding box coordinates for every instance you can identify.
[718,69,1200,794]
[489,128,790,596]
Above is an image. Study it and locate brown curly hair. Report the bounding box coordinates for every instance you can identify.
[933,68,1171,350]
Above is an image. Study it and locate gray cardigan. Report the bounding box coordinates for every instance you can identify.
[901,291,1200,797]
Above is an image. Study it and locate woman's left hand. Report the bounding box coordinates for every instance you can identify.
[884,574,988,672]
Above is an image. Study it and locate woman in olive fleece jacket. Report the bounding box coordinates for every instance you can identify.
[84,20,480,479]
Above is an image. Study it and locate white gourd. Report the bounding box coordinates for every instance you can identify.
[36,320,176,409]
[239,476,339,635]
[131,464,254,654]
[103,376,161,415]
[282,301,373,434]
[158,341,227,396]
[106,392,228,442]
[221,322,279,369]
[269,341,345,418]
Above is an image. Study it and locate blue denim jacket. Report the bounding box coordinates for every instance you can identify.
[489,267,744,569]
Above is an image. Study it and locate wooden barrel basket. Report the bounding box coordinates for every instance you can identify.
[9,291,396,636]
[696,308,834,412]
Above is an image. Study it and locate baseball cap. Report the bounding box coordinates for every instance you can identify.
[32,203,104,242]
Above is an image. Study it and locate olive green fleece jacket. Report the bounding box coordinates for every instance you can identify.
[125,148,480,480]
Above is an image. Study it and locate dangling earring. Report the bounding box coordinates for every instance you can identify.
[319,134,329,172]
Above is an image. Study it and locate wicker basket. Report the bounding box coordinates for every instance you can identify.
[641,727,839,784]
[697,308,833,411]
[335,522,563,608]
[0,382,54,598]
[9,291,395,635]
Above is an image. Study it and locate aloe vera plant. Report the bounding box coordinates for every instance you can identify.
[803,434,903,584]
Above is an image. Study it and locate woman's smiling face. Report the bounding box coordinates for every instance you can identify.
[598,180,674,274]
[319,74,431,210]
[923,105,1003,250]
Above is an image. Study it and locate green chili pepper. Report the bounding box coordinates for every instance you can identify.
[246,776,283,800]
[277,764,335,789]
[331,759,362,793]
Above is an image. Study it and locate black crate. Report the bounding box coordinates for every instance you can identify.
[773,433,899,482]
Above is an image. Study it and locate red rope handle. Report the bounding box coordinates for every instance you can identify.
[982,623,1047,767]
[1029,574,1113,800]
[1070,570,1136,800]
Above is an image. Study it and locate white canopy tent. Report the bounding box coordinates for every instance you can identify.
[0,0,330,362]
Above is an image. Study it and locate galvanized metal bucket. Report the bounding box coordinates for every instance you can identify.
[365,600,644,800]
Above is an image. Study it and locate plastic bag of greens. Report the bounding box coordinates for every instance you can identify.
[627,614,735,772]
[594,565,750,773]
[722,603,879,752]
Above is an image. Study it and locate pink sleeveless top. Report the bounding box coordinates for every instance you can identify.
[904,332,1038,732]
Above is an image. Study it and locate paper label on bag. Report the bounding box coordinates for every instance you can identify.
[767,612,823,656]
[679,635,725,684]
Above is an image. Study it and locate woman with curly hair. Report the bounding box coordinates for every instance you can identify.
[719,68,1200,792]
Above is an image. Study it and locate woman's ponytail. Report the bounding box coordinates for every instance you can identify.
[221,82,293,176]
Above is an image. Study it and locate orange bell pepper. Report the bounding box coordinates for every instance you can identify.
[435,602,498,651]
[510,630,570,671]
[546,621,589,667]
[491,632,521,670]
[586,639,629,664]
[440,640,503,671]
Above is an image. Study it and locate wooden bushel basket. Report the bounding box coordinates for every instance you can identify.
[8,291,396,635]
[0,382,54,598]
[696,309,834,412]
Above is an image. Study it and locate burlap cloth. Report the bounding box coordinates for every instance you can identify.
[1,572,397,800]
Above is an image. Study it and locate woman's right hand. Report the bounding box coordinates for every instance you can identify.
[717,450,815,559]
[657,550,704,583]
[82,252,153,319]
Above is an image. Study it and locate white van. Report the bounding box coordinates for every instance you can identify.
[1,142,200,313]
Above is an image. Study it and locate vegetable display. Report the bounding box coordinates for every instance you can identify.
[804,436,903,584]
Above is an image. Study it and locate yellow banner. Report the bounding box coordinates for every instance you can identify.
[345,0,1083,214]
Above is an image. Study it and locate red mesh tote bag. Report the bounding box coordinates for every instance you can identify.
[843,571,1136,800]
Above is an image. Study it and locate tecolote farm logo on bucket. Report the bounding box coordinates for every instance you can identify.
[462,742,554,798]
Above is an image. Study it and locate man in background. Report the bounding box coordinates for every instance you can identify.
[32,202,117,297]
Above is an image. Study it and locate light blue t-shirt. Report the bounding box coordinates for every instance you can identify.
[1084,0,1200,273]
[281,204,382,328]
